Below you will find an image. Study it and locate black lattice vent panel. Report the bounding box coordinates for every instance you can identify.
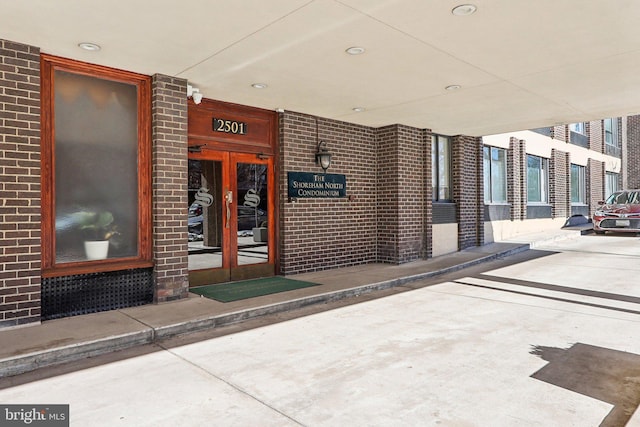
[42,268,154,321]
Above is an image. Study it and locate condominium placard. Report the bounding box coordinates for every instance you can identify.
[287,172,347,198]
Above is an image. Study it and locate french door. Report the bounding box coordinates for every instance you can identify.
[188,151,275,286]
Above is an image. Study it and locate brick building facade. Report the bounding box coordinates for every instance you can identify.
[1,36,639,329]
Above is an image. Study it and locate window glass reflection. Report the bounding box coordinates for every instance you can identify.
[54,70,138,263]
[237,163,268,265]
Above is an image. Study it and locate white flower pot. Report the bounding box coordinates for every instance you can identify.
[84,240,109,260]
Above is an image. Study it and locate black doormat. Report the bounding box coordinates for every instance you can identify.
[190,277,320,302]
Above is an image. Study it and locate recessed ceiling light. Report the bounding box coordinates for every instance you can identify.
[78,42,101,51]
[345,46,366,55]
[352,107,365,112]
[251,83,268,89]
[445,84,461,91]
[452,4,477,16]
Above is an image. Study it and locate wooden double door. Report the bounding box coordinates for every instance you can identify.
[187,150,275,286]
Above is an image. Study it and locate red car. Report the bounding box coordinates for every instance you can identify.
[593,190,640,234]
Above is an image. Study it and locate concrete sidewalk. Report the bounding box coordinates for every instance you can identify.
[0,228,586,378]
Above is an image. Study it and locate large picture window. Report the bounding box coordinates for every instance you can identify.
[483,146,507,203]
[527,155,549,204]
[432,134,451,201]
[41,55,151,276]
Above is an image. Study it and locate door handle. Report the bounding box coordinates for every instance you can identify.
[224,190,233,228]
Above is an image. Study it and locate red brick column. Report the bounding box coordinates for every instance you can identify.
[587,159,605,218]
[452,135,483,250]
[589,120,604,154]
[151,74,189,302]
[375,125,428,264]
[627,115,640,189]
[551,124,567,142]
[508,137,527,221]
[375,125,401,263]
[550,149,570,218]
[0,39,41,327]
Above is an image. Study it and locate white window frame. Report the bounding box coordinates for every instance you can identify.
[605,172,619,198]
[569,122,586,135]
[570,164,586,205]
[483,146,508,204]
[604,118,619,148]
[526,155,549,204]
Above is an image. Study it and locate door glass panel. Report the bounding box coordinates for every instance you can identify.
[236,163,268,265]
[188,159,223,271]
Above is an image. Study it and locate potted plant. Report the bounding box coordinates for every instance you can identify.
[71,210,119,260]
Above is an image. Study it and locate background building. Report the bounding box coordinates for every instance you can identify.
[482,118,639,242]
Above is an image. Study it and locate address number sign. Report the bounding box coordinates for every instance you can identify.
[212,118,248,135]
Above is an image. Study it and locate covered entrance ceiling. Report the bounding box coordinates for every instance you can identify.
[2,0,640,136]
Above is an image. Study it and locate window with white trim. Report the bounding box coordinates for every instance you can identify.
[604,118,619,148]
[483,146,507,203]
[569,122,586,135]
[605,172,620,198]
[527,155,549,204]
[570,164,586,204]
[604,118,621,156]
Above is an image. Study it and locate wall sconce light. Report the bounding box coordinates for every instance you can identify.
[187,84,203,104]
[315,141,332,172]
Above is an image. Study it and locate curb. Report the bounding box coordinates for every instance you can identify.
[0,243,530,378]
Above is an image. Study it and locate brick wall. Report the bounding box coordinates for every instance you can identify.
[587,158,604,217]
[627,115,640,189]
[375,125,400,263]
[589,120,603,153]
[551,124,567,142]
[452,135,483,249]
[151,74,189,302]
[279,111,378,274]
[508,137,527,221]
[550,149,570,218]
[0,40,41,327]
[378,125,427,263]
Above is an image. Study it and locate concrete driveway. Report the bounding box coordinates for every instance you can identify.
[1,234,639,426]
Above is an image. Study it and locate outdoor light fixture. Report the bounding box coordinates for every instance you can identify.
[452,4,477,16]
[78,42,101,51]
[345,46,366,55]
[316,141,332,172]
[187,84,203,104]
